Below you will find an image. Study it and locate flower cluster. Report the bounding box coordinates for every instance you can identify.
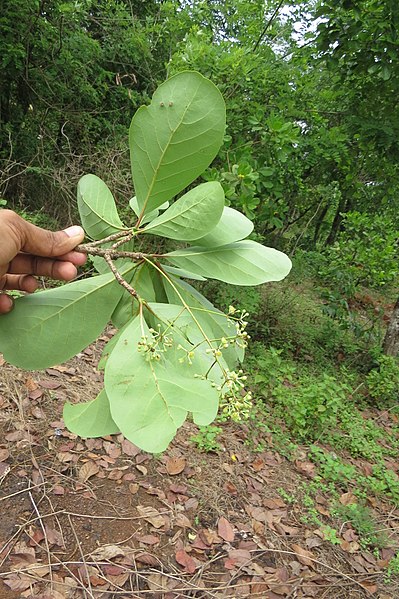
[228,306,251,349]
[177,345,195,365]
[137,325,173,361]
[219,389,253,422]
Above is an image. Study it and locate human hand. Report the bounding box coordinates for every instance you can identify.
[0,210,86,314]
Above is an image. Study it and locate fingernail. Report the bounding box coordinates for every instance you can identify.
[63,225,84,238]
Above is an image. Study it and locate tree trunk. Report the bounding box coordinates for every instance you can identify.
[325,196,346,245]
[383,296,399,357]
[313,203,329,245]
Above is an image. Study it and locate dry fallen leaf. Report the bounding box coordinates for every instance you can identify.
[135,552,159,566]
[147,572,169,592]
[224,549,251,570]
[291,544,315,568]
[78,461,100,482]
[339,491,357,506]
[217,516,235,543]
[359,580,378,595]
[137,505,166,529]
[129,483,140,495]
[166,456,186,475]
[136,464,147,476]
[3,573,33,592]
[90,544,127,561]
[121,439,141,456]
[294,459,316,478]
[136,534,160,546]
[45,525,64,547]
[175,548,196,573]
[175,513,192,528]
[0,448,10,462]
[0,462,10,477]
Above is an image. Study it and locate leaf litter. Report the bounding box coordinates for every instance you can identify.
[0,340,398,598]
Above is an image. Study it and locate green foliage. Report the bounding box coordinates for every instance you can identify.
[78,175,127,240]
[190,425,223,453]
[319,525,341,546]
[309,445,399,504]
[63,390,120,437]
[366,355,399,404]
[319,212,398,294]
[130,71,226,216]
[333,502,386,549]
[0,72,292,453]
[273,374,347,441]
[0,271,125,369]
[386,553,399,581]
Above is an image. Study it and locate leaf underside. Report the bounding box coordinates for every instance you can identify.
[77,174,126,240]
[63,389,120,438]
[130,71,226,217]
[0,272,124,370]
[104,316,219,453]
[166,240,292,286]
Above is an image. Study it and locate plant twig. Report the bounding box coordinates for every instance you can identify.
[76,245,147,261]
[28,488,54,590]
[77,230,131,248]
[103,253,139,298]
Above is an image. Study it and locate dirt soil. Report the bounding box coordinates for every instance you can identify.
[0,334,398,599]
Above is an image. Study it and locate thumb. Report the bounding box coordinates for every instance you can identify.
[20,221,85,258]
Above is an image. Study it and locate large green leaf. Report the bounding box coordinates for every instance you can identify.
[63,390,120,437]
[143,182,224,240]
[163,265,206,281]
[105,316,219,453]
[111,264,157,328]
[150,301,244,370]
[0,272,124,370]
[77,174,126,240]
[193,206,254,246]
[166,240,292,286]
[159,276,244,366]
[130,71,226,217]
[129,197,169,225]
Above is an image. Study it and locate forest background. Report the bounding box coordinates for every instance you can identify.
[1,0,399,587]
[1,0,398,345]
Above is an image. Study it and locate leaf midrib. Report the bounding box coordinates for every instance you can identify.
[138,81,202,220]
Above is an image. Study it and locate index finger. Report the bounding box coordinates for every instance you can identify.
[54,250,87,266]
[8,254,79,281]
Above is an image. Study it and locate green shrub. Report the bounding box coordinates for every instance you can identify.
[367,355,399,404]
[333,502,387,549]
[273,373,348,440]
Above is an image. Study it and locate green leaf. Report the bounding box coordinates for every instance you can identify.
[130,71,226,217]
[143,182,224,240]
[129,197,169,225]
[148,301,242,371]
[163,265,206,281]
[77,174,126,240]
[144,304,227,387]
[105,316,219,453]
[160,276,244,366]
[63,389,120,437]
[193,206,254,246]
[166,240,292,286]
[111,264,158,328]
[0,272,125,370]
[111,269,138,328]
